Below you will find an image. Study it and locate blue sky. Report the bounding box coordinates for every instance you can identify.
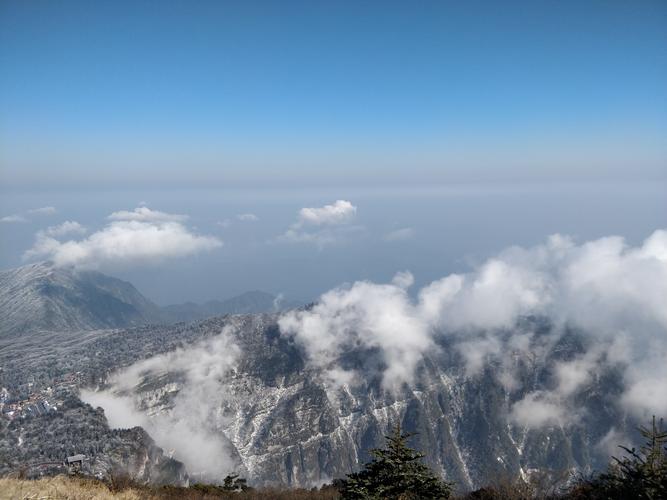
[1,1,666,304]
[1,0,666,187]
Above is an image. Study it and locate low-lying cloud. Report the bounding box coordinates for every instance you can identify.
[280,229,667,426]
[23,207,222,268]
[81,328,241,480]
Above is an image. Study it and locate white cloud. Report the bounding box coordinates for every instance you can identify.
[296,200,356,227]
[217,219,232,228]
[24,207,221,268]
[279,229,667,424]
[279,271,434,390]
[2,206,57,222]
[237,213,259,222]
[0,214,26,223]
[509,392,571,429]
[384,227,415,242]
[82,328,241,481]
[27,206,57,215]
[596,428,630,459]
[391,270,415,289]
[108,206,188,222]
[621,354,667,420]
[279,200,360,247]
[43,220,87,238]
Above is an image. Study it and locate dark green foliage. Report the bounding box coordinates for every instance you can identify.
[223,473,249,491]
[338,424,452,499]
[567,416,667,499]
[190,474,250,494]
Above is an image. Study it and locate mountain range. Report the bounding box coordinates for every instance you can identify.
[0,262,635,491]
[0,262,295,338]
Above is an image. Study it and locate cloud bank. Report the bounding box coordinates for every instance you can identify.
[24,207,222,268]
[280,229,667,426]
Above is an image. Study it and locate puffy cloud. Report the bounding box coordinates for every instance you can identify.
[0,214,26,223]
[279,230,667,423]
[279,271,434,390]
[43,220,86,238]
[108,206,188,222]
[384,227,415,242]
[237,213,259,222]
[24,207,221,268]
[279,200,360,248]
[297,200,356,227]
[27,206,57,215]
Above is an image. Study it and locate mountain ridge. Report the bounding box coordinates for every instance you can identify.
[0,262,299,337]
[162,290,300,323]
[0,262,163,337]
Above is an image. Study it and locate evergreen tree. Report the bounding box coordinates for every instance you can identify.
[339,424,453,499]
[570,416,667,499]
[222,472,249,492]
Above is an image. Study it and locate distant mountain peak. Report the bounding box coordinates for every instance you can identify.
[0,261,163,337]
[162,290,300,323]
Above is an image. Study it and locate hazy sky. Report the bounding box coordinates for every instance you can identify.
[1,1,666,304]
[1,0,665,187]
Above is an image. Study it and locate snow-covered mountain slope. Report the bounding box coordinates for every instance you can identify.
[86,315,627,490]
[0,262,164,337]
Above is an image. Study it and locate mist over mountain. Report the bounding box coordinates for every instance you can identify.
[73,229,666,489]
[81,314,626,490]
[2,2,666,496]
[2,230,664,492]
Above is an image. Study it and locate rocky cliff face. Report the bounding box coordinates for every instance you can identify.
[101,315,627,491]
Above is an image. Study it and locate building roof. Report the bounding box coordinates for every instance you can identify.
[66,454,86,463]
